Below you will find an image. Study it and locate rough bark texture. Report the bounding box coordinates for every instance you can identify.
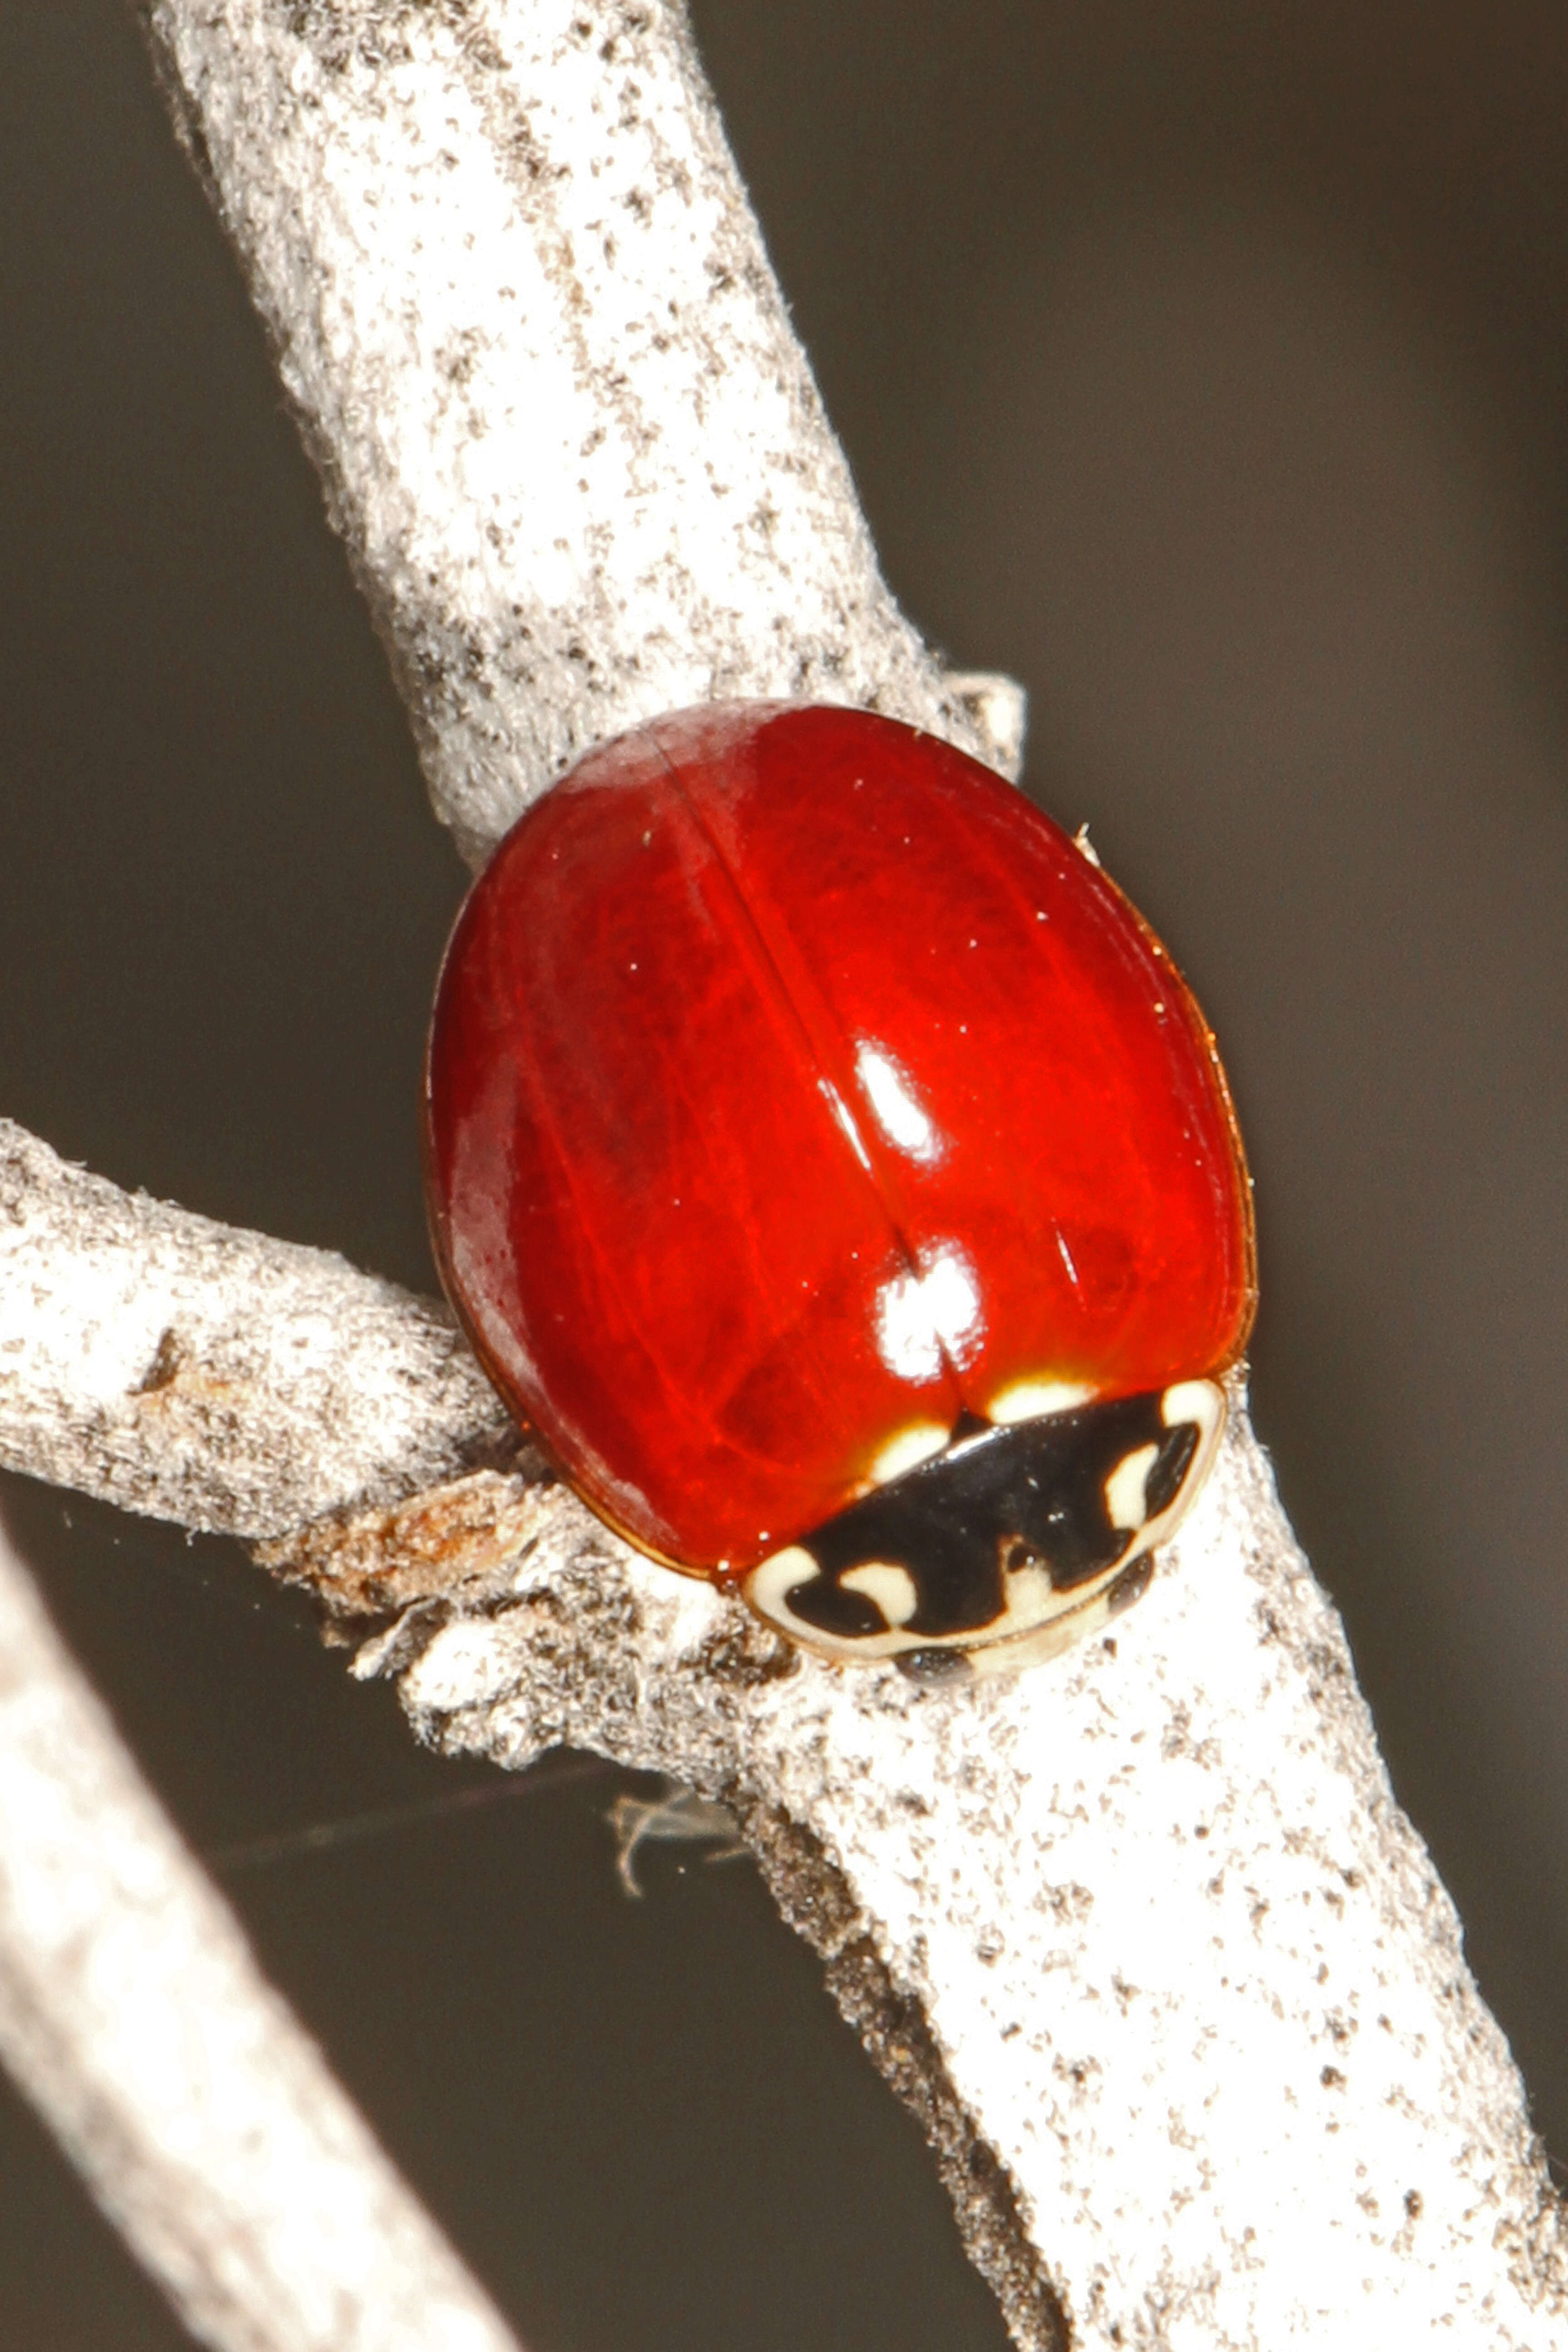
[135,0,1021,867]
[0,1118,514,1541]
[316,1405,1566,2351]
[0,1514,525,2352]
[0,0,1556,2343]
[6,1096,1564,2341]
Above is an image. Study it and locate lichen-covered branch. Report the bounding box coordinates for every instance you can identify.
[0,1118,513,1541]
[364,1412,1568,2352]
[8,1095,1566,2343]
[0,1512,526,2352]
[135,0,1019,866]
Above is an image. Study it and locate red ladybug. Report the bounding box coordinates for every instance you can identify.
[423,703,1255,1677]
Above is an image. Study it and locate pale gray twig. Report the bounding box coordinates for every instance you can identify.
[0,1511,525,2352]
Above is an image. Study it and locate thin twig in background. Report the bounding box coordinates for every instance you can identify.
[0,1510,526,2352]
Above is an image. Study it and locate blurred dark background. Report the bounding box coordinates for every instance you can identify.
[1,1,1565,2344]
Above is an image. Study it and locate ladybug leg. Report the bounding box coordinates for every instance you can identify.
[742,1381,1226,1671]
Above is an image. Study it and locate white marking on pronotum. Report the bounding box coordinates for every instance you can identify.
[873,1243,980,1381]
[1162,1378,1224,1441]
[1105,1442,1161,1532]
[854,1042,942,1163]
[841,1562,920,1627]
[745,1378,1232,1666]
[987,1375,1096,1425]
[745,1544,820,1631]
[868,1421,950,1485]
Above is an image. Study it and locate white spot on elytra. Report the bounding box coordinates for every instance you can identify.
[988,1376,1096,1425]
[868,1421,949,1485]
[855,1042,941,1163]
[1105,1442,1161,1531]
[874,1244,981,1382]
[841,1561,919,1627]
[1055,1229,1082,1293]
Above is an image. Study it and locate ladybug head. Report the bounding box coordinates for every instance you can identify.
[742,1382,1226,1679]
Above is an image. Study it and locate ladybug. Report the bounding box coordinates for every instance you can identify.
[423,703,1254,1677]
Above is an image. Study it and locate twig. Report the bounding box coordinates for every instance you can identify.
[0,1119,512,1541]
[9,1092,1563,2341]
[134,0,1021,868]
[0,1510,526,2352]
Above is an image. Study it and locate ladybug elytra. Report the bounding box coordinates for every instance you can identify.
[423,704,1254,1676]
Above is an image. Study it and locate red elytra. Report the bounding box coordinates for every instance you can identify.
[423,703,1255,1619]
